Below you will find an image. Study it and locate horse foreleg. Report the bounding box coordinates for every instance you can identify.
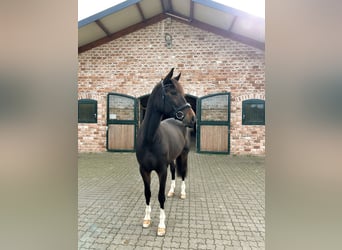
[157,169,167,236]
[180,180,186,199]
[140,167,151,228]
[167,161,176,197]
[143,204,151,228]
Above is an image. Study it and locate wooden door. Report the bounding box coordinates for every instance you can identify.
[107,93,137,152]
[197,93,230,154]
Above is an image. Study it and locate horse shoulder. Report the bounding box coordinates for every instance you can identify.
[160,119,187,158]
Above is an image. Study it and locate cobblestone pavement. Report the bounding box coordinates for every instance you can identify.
[78,152,265,250]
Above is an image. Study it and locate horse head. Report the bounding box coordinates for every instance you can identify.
[160,68,196,128]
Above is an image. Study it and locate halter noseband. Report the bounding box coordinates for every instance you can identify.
[160,80,191,121]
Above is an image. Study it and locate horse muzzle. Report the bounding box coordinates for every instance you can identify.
[185,114,196,128]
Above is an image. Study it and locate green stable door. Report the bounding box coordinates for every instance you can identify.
[197,93,230,154]
[107,93,137,152]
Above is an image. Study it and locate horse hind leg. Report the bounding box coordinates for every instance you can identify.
[176,152,188,200]
[167,161,176,197]
[140,167,152,228]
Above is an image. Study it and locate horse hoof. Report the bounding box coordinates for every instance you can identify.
[180,193,186,199]
[157,227,166,236]
[167,191,174,197]
[143,220,151,228]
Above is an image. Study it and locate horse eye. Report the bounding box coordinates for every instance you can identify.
[170,91,177,96]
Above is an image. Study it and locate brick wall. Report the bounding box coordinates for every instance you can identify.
[78,18,265,154]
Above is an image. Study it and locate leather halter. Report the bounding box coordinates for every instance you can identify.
[160,80,191,121]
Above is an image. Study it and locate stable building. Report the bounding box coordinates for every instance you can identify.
[78,0,265,155]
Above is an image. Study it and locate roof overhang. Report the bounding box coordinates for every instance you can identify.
[78,0,265,53]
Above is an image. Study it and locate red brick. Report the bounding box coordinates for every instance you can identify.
[78,19,265,155]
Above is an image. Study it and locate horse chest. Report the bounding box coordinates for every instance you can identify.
[137,145,168,168]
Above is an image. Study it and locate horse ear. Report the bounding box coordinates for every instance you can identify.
[164,68,174,80]
[174,73,181,81]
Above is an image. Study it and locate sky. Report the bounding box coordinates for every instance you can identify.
[214,0,264,18]
[78,0,265,21]
[78,0,125,21]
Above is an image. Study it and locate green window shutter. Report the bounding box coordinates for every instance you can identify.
[242,99,265,125]
[78,99,97,123]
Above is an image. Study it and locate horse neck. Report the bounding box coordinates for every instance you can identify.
[141,88,164,143]
[141,108,162,143]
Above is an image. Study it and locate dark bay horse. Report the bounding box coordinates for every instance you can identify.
[136,68,196,236]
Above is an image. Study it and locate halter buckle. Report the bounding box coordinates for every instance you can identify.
[174,103,191,121]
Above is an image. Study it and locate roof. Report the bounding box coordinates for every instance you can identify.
[78,0,265,53]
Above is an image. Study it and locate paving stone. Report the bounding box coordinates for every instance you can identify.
[79,152,265,249]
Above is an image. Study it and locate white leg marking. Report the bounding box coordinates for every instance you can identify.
[157,208,166,236]
[167,180,176,197]
[143,205,151,228]
[180,181,186,199]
